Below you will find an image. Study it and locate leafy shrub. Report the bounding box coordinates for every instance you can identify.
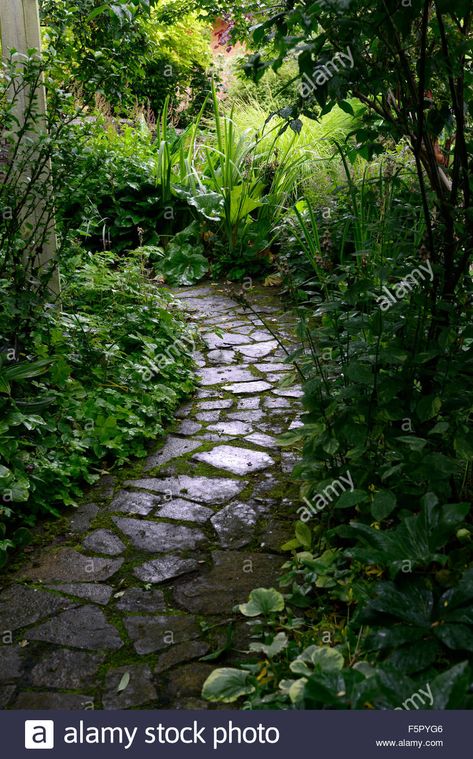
[203,146,473,709]
[154,222,209,285]
[0,248,195,567]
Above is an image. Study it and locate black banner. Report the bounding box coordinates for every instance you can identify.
[3,709,468,758]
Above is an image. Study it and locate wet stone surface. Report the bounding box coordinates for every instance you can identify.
[0,282,301,710]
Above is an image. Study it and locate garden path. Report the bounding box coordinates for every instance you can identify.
[0,283,302,709]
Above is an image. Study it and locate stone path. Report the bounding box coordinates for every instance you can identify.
[0,283,302,710]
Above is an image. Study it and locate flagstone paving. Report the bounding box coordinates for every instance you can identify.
[0,282,302,710]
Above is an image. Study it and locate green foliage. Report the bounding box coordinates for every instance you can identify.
[40,0,213,116]
[0,249,195,565]
[155,222,209,285]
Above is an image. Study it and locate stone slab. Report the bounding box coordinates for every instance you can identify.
[198,367,255,385]
[0,585,75,631]
[103,664,157,709]
[30,650,104,689]
[0,647,23,682]
[107,491,159,515]
[156,499,213,524]
[20,549,123,583]
[193,445,274,475]
[206,421,252,436]
[173,551,284,614]
[144,436,202,469]
[124,614,200,654]
[83,529,125,556]
[113,517,205,553]
[134,556,199,584]
[236,341,277,358]
[223,381,272,394]
[26,606,123,650]
[123,476,246,504]
[155,640,210,673]
[115,588,166,612]
[210,502,258,548]
[45,583,113,606]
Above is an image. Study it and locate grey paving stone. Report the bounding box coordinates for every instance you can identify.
[83,529,125,556]
[163,663,215,703]
[70,502,98,534]
[255,362,291,372]
[227,410,265,422]
[198,366,255,385]
[155,640,210,673]
[0,647,23,682]
[197,399,233,410]
[30,650,104,689]
[0,686,15,708]
[193,445,274,476]
[260,520,295,553]
[144,436,202,469]
[207,421,252,436]
[0,585,75,631]
[124,614,201,654]
[20,549,123,583]
[237,397,260,409]
[107,490,160,515]
[250,330,276,341]
[272,387,304,398]
[115,588,166,612]
[281,451,298,473]
[173,551,283,614]
[14,692,94,709]
[134,556,199,584]
[223,381,272,394]
[177,420,202,435]
[195,410,221,422]
[156,499,213,523]
[211,502,258,548]
[236,341,278,358]
[113,517,205,553]
[202,333,252,349]
[45,583,113,606]
[103,664,157,709]
[123,475,246,504]
[26,606,123,650]
[88,475,116,500]
[245,432,279,448]
[206,349,235,365]
[264,396,291,408]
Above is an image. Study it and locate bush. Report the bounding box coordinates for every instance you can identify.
[0,248,196,567]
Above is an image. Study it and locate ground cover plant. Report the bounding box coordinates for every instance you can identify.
[0,0,472,713]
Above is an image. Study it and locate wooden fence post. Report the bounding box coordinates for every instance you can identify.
[0,0,60,297]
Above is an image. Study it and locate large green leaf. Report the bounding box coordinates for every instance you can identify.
[239,587,285,617]
[429,662,471,709]
[202,668,255,703]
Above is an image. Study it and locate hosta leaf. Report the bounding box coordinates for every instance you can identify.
[249,632,288,658]
[239,587,285,617]
[202,668,255,703]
